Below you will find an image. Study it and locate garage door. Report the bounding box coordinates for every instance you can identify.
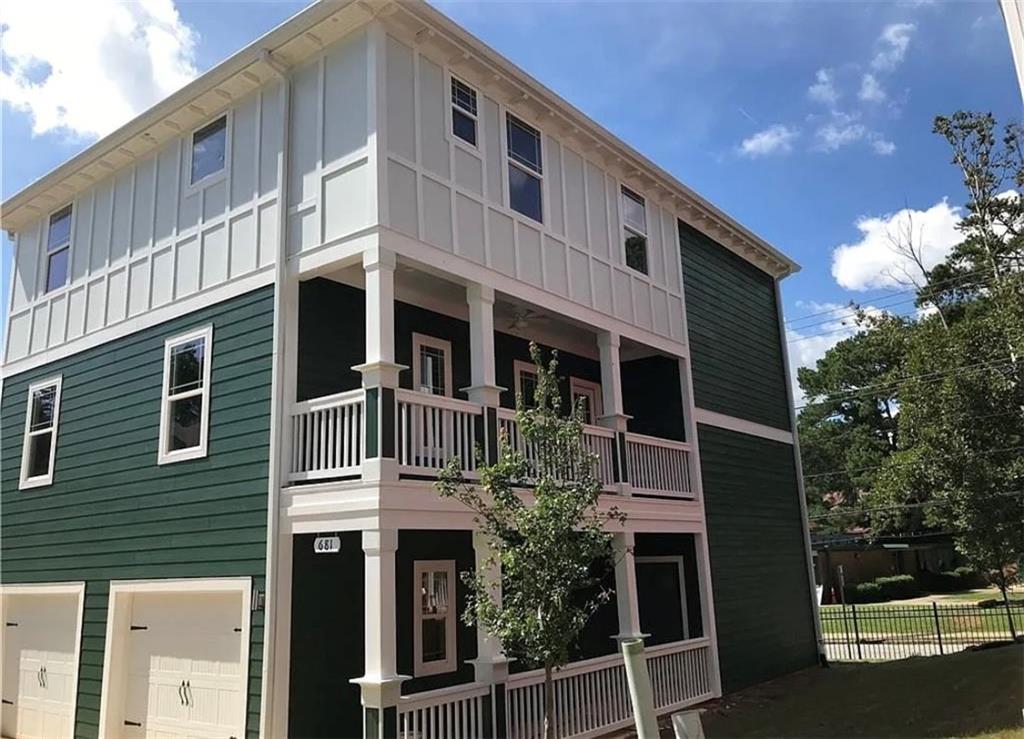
[120,592,246,739]
[1,592,80,739]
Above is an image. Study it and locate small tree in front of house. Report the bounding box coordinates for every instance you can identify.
[436,343,625,739]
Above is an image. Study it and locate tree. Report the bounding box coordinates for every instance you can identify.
[436,344,625,739]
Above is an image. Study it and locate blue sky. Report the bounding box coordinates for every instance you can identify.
[1,0,1019,388]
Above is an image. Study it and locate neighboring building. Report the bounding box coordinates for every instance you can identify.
[1001,0,1024,101]
[0,2,819,738]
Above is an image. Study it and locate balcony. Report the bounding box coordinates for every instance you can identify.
[288,387,695,498]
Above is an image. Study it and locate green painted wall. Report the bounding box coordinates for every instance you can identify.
[698,424,817,692]
[678,221,791,431]
[0,286,274,739]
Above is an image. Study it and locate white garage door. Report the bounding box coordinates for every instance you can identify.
[121,592,246,739]
[1,592,80,739]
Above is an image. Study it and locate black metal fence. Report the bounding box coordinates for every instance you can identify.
[820,602,1024,661]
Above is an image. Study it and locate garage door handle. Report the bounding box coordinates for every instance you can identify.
[2,699,13,705]
[178,681,186,706]
[185,680,192,707]
[123,720,142,727]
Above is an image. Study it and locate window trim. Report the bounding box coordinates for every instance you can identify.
[43,204,74,296]
[19,375,63,490]
[412,333,453,398]
[448,74,480,150]
[158,324,214,465]
[569,376,603,425]
[413,559,458,677]
[513,359,539,408]
[504,113,544,224]
[186,113,232,192]
[621,186,649,276]
[635,555,690,641]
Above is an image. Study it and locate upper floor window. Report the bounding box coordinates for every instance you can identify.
[413,560,457,676]
[412,333,452,397]
[159,326,213,464]
[19,377,63,489]
[190,116,228,185]
[45,206,72,293]
[622,187,649,275]
[513,359,539,409]
[569,377,603,425]
[506,115,543,223]
[450,77,478,147]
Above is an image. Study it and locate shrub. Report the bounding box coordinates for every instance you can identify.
[845,581,885,603]
[875,574,919,600]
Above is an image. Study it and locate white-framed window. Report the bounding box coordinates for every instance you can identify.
[189,115,229,187]
[19,376,63,489]
[413,560,457,676]
[569,377,603,425]
[158,325,213,464]
[513,359,539,409]
[506,114,543,223]
[44,205,72,294]
[635,555,690,642]
[450,76,478,147]
[622,186,649,275]
[412,333,453,397]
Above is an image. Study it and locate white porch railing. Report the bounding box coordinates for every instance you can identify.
[396,389,482,476]
[624,432,693,497]
[647,639,714,711]
[497,409,618,491]
[398,682,491,739]
[288,389,364,482]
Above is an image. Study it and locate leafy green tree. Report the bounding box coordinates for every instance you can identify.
[436,344,625,739]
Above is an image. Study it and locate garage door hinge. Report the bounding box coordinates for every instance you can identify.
[5,622,17,627]
[123,720,142,727]
[130,625,148,631]
[2,699,13,705]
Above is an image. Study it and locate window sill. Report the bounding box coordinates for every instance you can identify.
[185,168,227,197]
[413,660,458,678]
[19,475,53,491]
[157,445,208,466]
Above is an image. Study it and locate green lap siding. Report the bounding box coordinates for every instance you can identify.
[678,221,791,430]
[1,286,274,739]
[698,424,817,691]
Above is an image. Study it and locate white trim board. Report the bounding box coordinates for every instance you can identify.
[692,408,794,445]
[0,581,87,739]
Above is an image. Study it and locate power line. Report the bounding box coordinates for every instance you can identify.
[807,489,1024,521]
[798,408,1021,445]
[802,445,1024,481]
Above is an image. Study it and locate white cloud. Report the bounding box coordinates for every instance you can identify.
[858,73,886,102]
[831,199,963,291]
[871,23,915,71]
[0,0,198,139]
[871,137,897,156]
[815,121,867,151]
[808,68,840,105]
[738,124,800,158]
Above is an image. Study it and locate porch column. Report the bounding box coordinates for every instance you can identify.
[353,529,407,739]
[597,331,631,493]
[462,283,504,466]
[354,247,406,482]
[612,531,644,641]
[469,530,510,739]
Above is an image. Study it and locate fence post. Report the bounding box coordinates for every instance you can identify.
[851,604,863,660]
[932,602,944,656]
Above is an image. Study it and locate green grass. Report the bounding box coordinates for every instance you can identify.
[695,644,1023,739]
[819,603,1024,637]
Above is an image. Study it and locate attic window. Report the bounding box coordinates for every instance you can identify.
[451,77,478,147]
[45,205,72,293]
[622,187,649,275]
[190,116,228,185]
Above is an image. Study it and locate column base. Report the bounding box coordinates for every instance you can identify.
[612,632,651,644]
[462,383,506,407]
[468,655,512,684]
[351,673,409,709]
[353,361,408,388]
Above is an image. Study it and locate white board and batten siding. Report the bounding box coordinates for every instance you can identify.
[5,81,285,366]
[382,33,687,345]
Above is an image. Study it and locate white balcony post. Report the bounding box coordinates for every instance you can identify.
[352,529,407,739]
[468,530,509,739]
[597,331,632,493]
[354,247,406,482]
[612,531,645,641]
[463,283,504,465]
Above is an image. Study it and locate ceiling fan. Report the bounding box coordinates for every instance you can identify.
[507,308,551,331]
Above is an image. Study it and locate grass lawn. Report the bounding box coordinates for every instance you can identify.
[689,644,1023,739]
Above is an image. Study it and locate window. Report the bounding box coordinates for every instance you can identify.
[19,377,63,489]
[622,187,649,275]
[506,115,543,222]
[45,206,72,293]
[412,333,453,397]
[413,560,457,676]
[450,77,478,147]
[159,326,213,464]
[569,377,603,425]
[190,116,228,185]
[513,359,539,409]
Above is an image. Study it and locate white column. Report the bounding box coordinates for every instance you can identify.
[612,531,644,641]
[468,530,510,685]
[597,331,626,428]
[354,246,403,389]
[463,284,503,407]
[352,529,406,710]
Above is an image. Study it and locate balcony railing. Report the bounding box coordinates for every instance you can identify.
[288,391,694,498]
[395,638,712,739]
